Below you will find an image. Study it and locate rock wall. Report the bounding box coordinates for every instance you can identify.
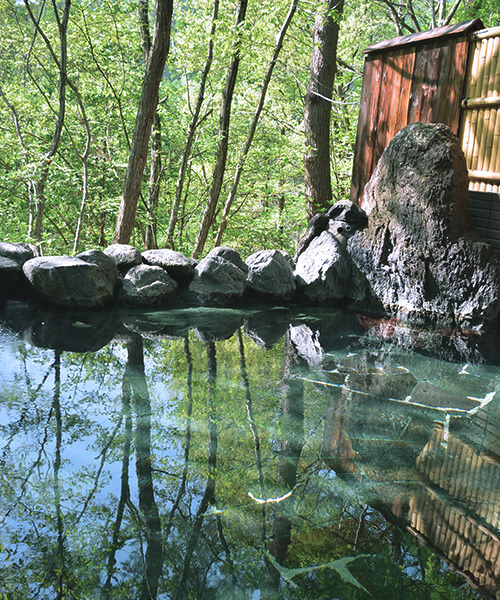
[0,242,297,310]
[348,122,500,327]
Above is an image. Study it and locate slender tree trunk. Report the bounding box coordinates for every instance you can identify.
[303,0,345,218]
[72,83,92,254]
[113,0,173,244]
[165,0,219,250]
[191,0,248,260]
[214,0,298,247]
[23,0,71,251]
[144,112,162,249]
[138,0,162,250]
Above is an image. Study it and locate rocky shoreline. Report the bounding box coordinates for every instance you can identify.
[0,242,303,309]
[2,123,500,330]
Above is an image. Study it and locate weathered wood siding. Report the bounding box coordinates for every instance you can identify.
[350,20,483,205]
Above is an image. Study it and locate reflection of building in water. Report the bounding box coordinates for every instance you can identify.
[412,423,500,598]
[321,379,500,598]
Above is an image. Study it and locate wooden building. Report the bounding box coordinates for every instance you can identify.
[350,20,500,255]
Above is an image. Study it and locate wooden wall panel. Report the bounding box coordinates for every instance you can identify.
[350,56,383,205]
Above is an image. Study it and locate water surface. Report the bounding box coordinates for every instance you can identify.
[0,300,498,599]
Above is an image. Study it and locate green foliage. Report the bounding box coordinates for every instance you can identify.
[0,0,494,256]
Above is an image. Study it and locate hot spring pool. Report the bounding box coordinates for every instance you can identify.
[0,300,498,599]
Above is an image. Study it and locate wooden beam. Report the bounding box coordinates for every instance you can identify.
[363,19,484,54]
[468,169,500,182]
[472,26,500,41]
[462,96,500,109]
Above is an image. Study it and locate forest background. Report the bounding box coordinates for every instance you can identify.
[0,0,499,259]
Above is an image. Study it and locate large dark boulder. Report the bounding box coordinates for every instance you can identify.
[295,200,368,260]
[188,246,247,306]
[118,264,178,307]
[294,231,352,303]
[0,242,34,266]
[348,122,500,326]
[142,248,197,285]
[246,249,295,302]
[23,251,118,308]
[0,242,35,296]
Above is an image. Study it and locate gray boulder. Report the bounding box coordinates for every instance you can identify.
[294,231,352,302]
[0,242,35,295]
[246,250,296,302]
[76,249,119,281]
[0,257,24,296]
[295,201,368,260]
[142,248,197,284]
[188,247,247,306]
[348,122,500,325]
[118,264,178,307]
[104,243,142,273]
[23,251,118,308]
[0,242,34,266]
[206,246,249,274]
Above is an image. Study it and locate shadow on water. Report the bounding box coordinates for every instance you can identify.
[0,299,498,599]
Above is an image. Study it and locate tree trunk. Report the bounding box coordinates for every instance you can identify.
[303,0,345,218]
[191,0,248,260]
[113,0,173,244]
[138,0,162,250]
[165,0,219,250]
[23,0,71,251]
[214,0,298,247]
[144,111,162,249]
[72,82,92,254]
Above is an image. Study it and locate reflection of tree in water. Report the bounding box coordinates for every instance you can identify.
[127,336,164,600]
[164,337,194,539]
[173,340,220,600]
[51,350,78,596]
[262,329,305,596]
[103,357,132,595]
[0,318,495,599]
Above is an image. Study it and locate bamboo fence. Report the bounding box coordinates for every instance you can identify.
[460,26,500,194]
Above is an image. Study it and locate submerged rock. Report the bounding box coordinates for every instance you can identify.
[348,122,500,326]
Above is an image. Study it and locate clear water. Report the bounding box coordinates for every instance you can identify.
[0,300,498,600]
